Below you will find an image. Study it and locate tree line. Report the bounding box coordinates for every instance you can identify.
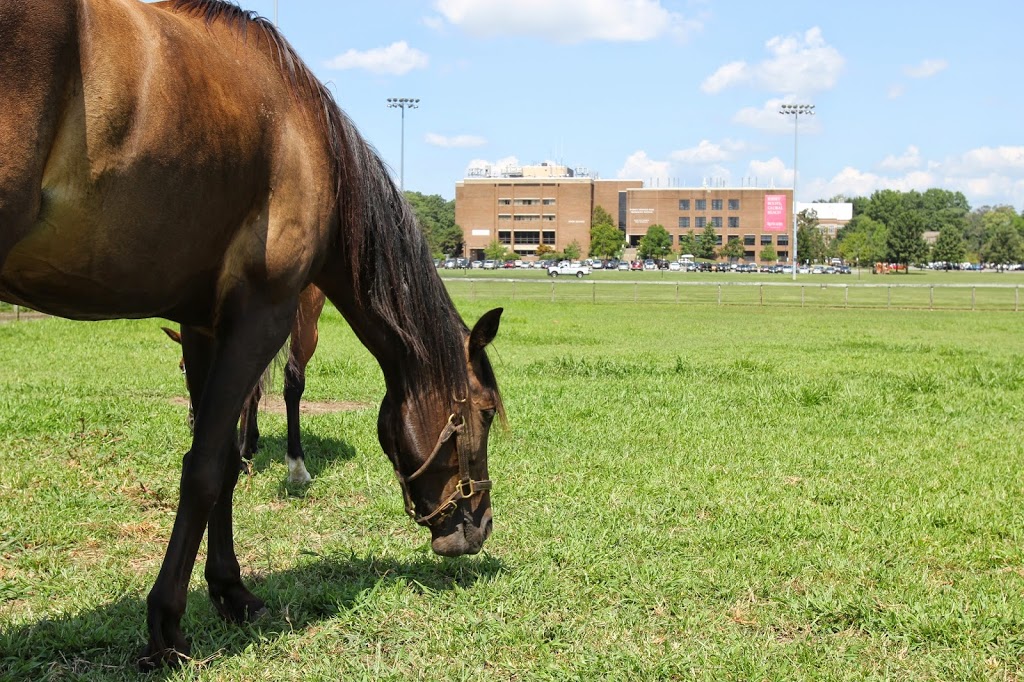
[595,188,1024,268]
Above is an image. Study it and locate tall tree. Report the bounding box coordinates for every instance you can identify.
[887,210,927,270]
[676,230,698,257]
[589,222,624,259]
[796,209,826,264]
[592,205,616,228]
[837,216,889,267]
[931,225,966,268]
[405,191,460,257]
[719,238,744,262]
[696,225,718,259]
[564,240,582,261]
[980,221,1023,269]
[638,224,672,260]
[760,243,778,264]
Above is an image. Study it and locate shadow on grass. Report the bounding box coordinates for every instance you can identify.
[0,552,505,680]
[246,431,356,480]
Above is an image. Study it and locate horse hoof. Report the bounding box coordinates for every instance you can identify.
[137,641,190,671]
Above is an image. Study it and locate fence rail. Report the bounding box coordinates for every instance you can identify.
[443,278,1022,312]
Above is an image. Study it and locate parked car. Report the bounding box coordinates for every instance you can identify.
[630,260,643,271]
[643,259,657,271]
[547,261,591,278]
[618,261,630,271]
[470,260,483,269]
[482,259,497,269]
[668,261,681,271]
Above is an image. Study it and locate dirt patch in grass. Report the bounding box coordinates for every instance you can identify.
[169,396,369,414]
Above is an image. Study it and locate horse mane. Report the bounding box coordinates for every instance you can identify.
[167,1,495,404]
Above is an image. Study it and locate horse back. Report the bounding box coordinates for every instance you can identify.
[0,0,334,323]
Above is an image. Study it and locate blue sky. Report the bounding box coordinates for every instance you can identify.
[218,1,1023,209]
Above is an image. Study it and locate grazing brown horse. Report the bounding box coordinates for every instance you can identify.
[163,283,326,484]
[0,0,503,669]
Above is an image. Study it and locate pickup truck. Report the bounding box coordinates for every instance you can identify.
[547,262,591,278]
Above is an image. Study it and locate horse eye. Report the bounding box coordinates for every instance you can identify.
[481,408,496,424]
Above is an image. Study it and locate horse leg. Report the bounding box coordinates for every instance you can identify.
[139,297,295,670]
[283,285,325,484]
[238,377,262,463]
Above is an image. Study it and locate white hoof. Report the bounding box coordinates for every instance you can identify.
[286,456,312,484]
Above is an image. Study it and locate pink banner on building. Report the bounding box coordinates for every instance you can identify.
[763,194,788,232]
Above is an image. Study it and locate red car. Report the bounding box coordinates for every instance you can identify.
[629,260,643,271]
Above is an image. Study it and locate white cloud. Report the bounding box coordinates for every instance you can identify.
[670,139,747,164]
[879,145,922,172]
[798,146,1024,208]
[702,27,844,95]
[425,133,487,148]
[887,83,905,99]
[903,58,948,79]
[324,41,428,75]
[617,150,670,182]
[433,0,700,43]
[746,157,792,188]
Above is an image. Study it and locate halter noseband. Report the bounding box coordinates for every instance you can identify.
[394,400,492,527]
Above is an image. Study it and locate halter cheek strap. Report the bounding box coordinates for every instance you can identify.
[395,405,492,527]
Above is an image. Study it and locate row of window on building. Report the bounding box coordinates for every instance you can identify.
[496,230,792,247]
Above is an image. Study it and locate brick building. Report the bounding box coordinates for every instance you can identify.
[455,165,837,264]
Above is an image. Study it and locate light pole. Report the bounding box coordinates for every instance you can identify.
[386,97,419,190]
[779,103,814,280]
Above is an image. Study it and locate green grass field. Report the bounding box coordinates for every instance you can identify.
[1,292,1023,680]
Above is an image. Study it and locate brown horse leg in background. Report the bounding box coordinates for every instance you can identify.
[164,285,326,484]
[239,284,325,483]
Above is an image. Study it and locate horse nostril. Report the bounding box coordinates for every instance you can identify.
[483,516,493,541]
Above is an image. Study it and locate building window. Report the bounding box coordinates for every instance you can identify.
[514,231,540,244]
[497,214,512,221]
[513,198,539,206]
[695,199,707,211]
[711,199,723,211]
[678,199,690,211]
[778,250,789,260]
[744,250,755,260]
[760,234,773,246]
[695,217,707,228]
[498,230,511,245]
[777,235,789,246]
[542,198,556,205]
[542,230,556,245]
[728,199,740,211]
[678,216,690,228]
[714,234,722,246]
[513,214,540,221]
[727,235,740,243]
[728,217,739,228]
[498,198,511,206]
[743,234,755,246]
[711,216,723,228]
[542,215,556,221]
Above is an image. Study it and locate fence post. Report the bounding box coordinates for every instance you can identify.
[845,285,849,308]
[675,282,679,304]
[717,284,722,306]
[972,286,976,311]
[887,286,891,309]
[593,281,596,304]
[14,304,19,321]
[929,285,933,310]
[550,281,555,303]
[1016,285,1019,312]
[760,284,764,306]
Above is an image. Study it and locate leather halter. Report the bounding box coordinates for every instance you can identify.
[395,401,492,527]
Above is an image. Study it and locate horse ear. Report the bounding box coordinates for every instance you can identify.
[468,307,502,358]
[161,326,182,345]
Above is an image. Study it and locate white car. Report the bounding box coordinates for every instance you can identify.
[482,259,496,269]
[668,261,681,271]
